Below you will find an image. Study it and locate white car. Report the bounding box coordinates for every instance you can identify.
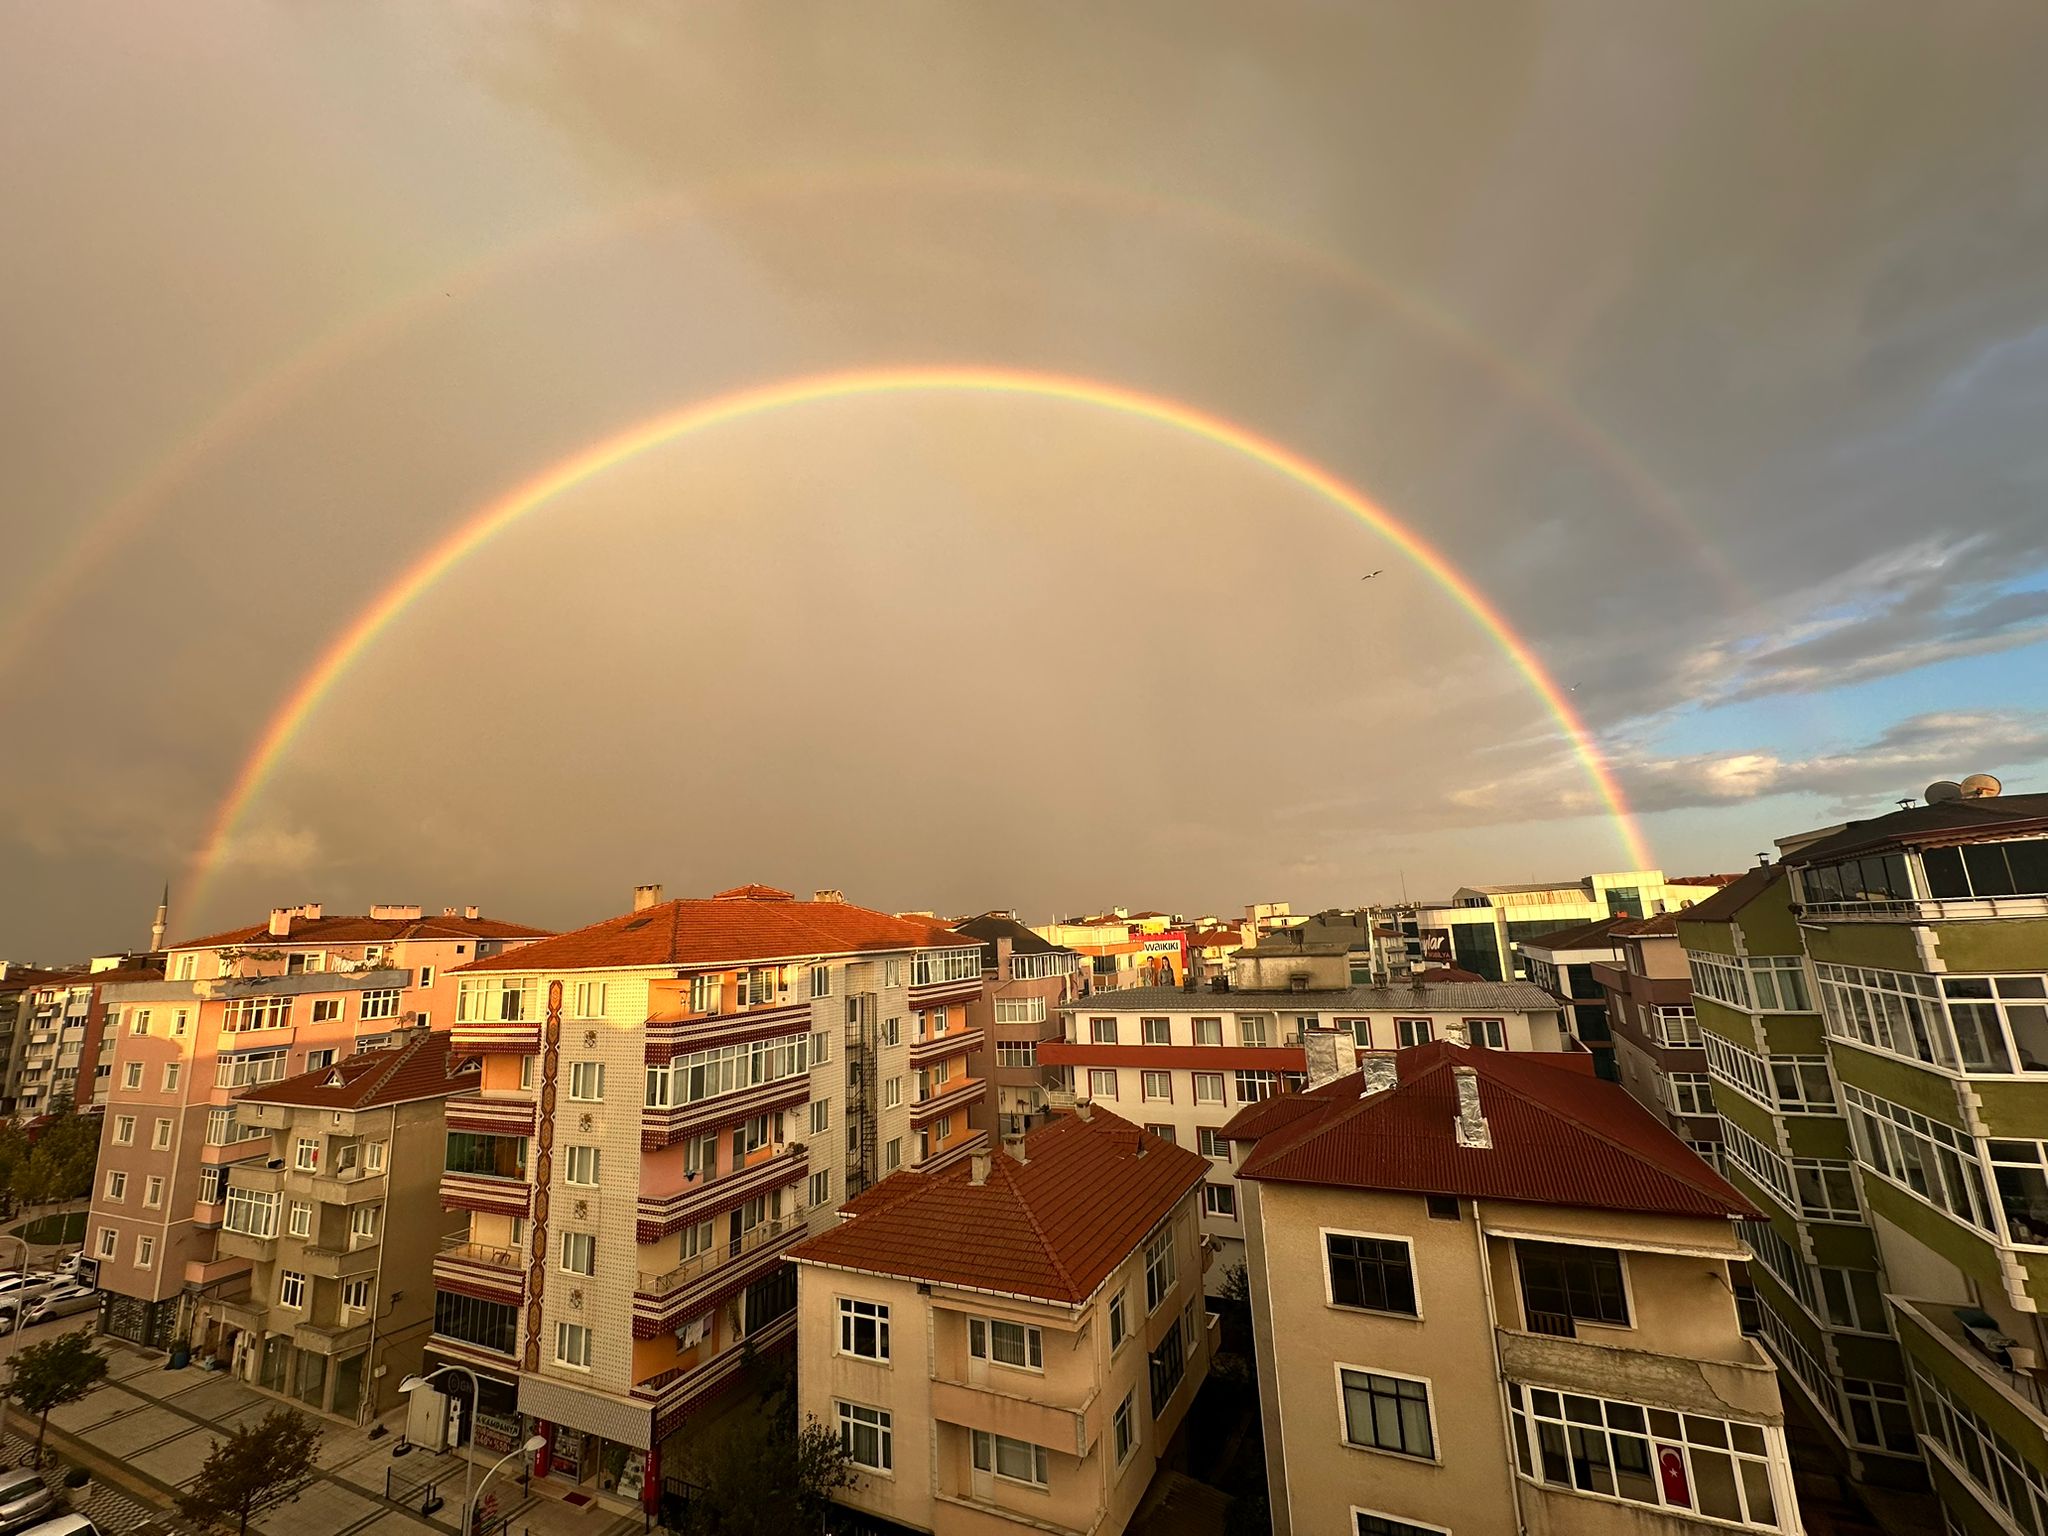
[0,1275,60,1308]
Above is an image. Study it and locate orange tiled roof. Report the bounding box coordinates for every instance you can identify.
[455,889,968,973]
[174,912,549,950]
[233,1031,477,1110]
[792,1109,1208,1304]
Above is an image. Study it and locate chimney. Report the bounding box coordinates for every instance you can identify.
[1443,1018,1470,1048]
[1075,1100,1094,1122]
[268,908,292,938]
[368,904,419,921]
[969,1152,992,1186]
[464,905,479,920]
[1303,1028,1344,1090]
[1359,1052,1400,1098]
[812,889,845,904]
[633,884,664,913]
[303,903,322,921]
[1454,1065,1492,1149]
[1001,1134,1029,1166]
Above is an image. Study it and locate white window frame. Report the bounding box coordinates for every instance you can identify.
[837,1401,893,1472]
[564,1145,602,1187]
[838,1297,891,1362]
[555,1321,593,1368]
[568,1061,606,1103]
[278,1271,306,1309]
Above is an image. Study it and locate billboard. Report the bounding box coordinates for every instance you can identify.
[1138,936,1186,987]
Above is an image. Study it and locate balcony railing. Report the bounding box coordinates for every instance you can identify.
[1799,894,2048,924]
[636,1209,808,1297]
[437,1235,525,1271]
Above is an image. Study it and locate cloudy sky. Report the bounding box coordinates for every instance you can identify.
[3,3,2045,957]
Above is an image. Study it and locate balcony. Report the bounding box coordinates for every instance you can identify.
[644,998,812,1065]
[451,1020,541,1054]
[445,1095,538,1138]
[929,1376,1100,1459]
[633,1307,797,1443]
[216,1227,278,1262]
[441,1172,532,1219]
[1894,1296,2048,1419]
[910,1023,986,1069]
[640,1074,811,1153]
[433,1237,526,1308]
[637,1143,808,1243]
[294,1317,372,1356]
[1798,894,2048,925]
[1497,1328,1783,1427]
[909,1074,985,1124]
[299,1242,380,1280]
[633,1209,809,1338]
[305,1165,385,1206]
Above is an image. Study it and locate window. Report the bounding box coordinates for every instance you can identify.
[996,1042,1037,1069]
[1198,1127,1228,1159]
[95,1228,117,1260]
[882,1016,901,1046]
[679,1219,714,1261]
[995,999,1047,1028]
[561,1232,596,1275]
[519,1055,537,1090]
[1088,1069,1118,1099]
[136,1236,155,1268]
[222,996,292,1032]
[114,1115,135,1145]
[884,1138,902,1172]
[838,1401,893,1470]
[1149,1326,1187,1417]
[572,980,609,1018]
[350,1204,380,1242]
[151,1117,172,1149]
[555,1321,593,1367]
[1396,1018,1433,1046]
[972,1431,1049,1487]
[809,965,831,999]
[144,1176,163,1208]
[278,1271,306,1309]
[1354,1514,1449,1536]
[911,947,981,986]
[1090,1017,1119,1045]
[883,957,904,989]
[568,1062,605,1102]
[1108,1290,1128,1351]
[1141,1070,1172,1102]
[839,1298,890,1360]
[1144,1224,1177,1312]
[365,1141,386,1173]
[1669,1073,1716,1117]
[1143,1124,1176,1146]
[198,1167,226,1205]
[564,1145,601,1186]
[1339,1369,1435,1459]
[217,1048,289,1088]
[129,1008,152,1035]
[689,973,723,1014]
[1426,1195,1461,1221]
[970,1317,1042,1370]
[1654,1006,1703,1047]
[162,1062,181,1091]
[1141,1016,1170,1045]
[173,953,196,981]
[1912,1360,2048,1531]
[1326,1233,1417,1315]
[1204,1184,1237,1219]
[456,977,538,1024]
[1342,1018,1373,1048]
[122,1062,142,1090]
[1192,1072,1224,1105]
[1238,1015,1269,1048]
[310,999,342,1024]
[1193,1017,1222,1047]
[1113,1391,1135,1464]
[807,1098,830,1137]
[883,1076,902,1109]
[287,1201,311,1238]
[1518,1240,1629,1331]
[341,1278,370,1313]
[1233,1070,1278,1103]
[1507,1383,1783,1528]
[104,1171,126,1202]
[1464,1017,1506,1049]
[295,1137,320,1171]
[1819,1268,1888,1334]
[1793,1155,1864,1223]
[808,1169,832,1208]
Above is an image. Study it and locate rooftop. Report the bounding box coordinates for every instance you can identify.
[455,887,964,973]
[1060,980,1562,1014]
[176,910,549,950]
[1511,915,1631,955]
[791,1108,1208,1305]
[234,1030,478,1110]
[1778,792,2048,867]
[1676,864,1785,923]
[1226,1041,1759,1222]
[952,912,1072,960]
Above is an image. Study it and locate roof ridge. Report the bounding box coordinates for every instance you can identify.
[1004,1125,1089,1297]
[353,1032,423,1103]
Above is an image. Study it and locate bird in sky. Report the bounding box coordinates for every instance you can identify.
[1361,570,1383,580]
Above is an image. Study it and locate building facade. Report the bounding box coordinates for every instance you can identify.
[15,956,164,1117]
[1412,870,1732,983]
[1518,916,1627,1082]
[953,913,1083,1138]
[423,885,989,1517]
[199,1031,473,1420]
[791,1107,1212,1536]
[1041,947,1567,1288]
[1595,913,1724,1168]
[1228,1041,1799,1536]
[89,904,546,1347]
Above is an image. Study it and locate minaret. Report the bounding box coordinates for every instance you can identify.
[150,881,169,954]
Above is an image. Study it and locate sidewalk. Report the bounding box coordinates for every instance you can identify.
[37,1340,644,1536]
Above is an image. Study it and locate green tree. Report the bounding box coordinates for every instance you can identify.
[6,1331,108,1464]
[674,1362,853,1536]
[0,1123,30,1220]
[175,1406,323,1535]
[17,1112,100,1208]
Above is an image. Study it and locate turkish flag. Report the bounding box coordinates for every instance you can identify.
[1657,1445,1692,1507]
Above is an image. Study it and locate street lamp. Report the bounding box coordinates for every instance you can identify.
[469,1434,545,1535]
[400,1366,480,1525]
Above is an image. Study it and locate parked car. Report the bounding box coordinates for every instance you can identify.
[23,1287,96,1327]
[0,1467,56,1534]
[47,1254,86,1282]
[0,1275,59,1306]
[19,1517,103,1536]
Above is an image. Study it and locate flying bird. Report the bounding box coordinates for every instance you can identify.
[1361,570,1383,580]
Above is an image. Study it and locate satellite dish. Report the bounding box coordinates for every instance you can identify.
[1961,773,2003,799]
[1925,781,1964,804]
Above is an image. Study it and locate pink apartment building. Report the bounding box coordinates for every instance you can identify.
[90,903,548,1347]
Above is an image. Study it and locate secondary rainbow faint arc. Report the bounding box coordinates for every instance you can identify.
[188,366,1654,909]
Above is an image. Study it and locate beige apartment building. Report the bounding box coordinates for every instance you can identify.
[952,912,1084,1137]
[198,1031,474,1419]
[1043,943,1567,1288]
[1228,1040,1800,1536]
[424,885,987,1518]
[792,1107,1212,1536]
[90,903,547,1346]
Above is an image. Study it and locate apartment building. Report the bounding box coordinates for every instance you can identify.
[197,1031,473,1420]
[791,1107,1212,1536]
[1769,791,2048,1535]
[422,885,987,1517]
[1228,1040,1799,1536]
[1595,913,1724,1168]
[14,955,164,1116]
[0,965,79,1114]
[90,903,546,1347]
[1032,913,1183,991]
[953,913,1084,1137]
[1041,945,1567,1287]
[1411,870,1732,982]
[1517,915,1627,1082]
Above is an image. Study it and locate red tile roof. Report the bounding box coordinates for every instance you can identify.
[792,1109,1208,1304]
[0,967,86,996]
[1227,1041,1759,1221]
[233,1030,478,1110]
[1511,915,1629,954]
[455,889,967,973]
[1614,911,1682,937]
[175,912,549,950]
[1412,965,1489,984]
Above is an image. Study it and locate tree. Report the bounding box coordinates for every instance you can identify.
[176,1406,323,1535]
[14,1112,100,1209]
[0,1123,29,1220]
[7,1331,108,1464]
[673,1363,853,1536]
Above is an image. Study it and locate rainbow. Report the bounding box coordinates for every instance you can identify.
[186,365,1653,914]
[0,162,1747,688]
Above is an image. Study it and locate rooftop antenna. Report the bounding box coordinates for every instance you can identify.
[1961,773,2003,799]
[1925,780,1964,805]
